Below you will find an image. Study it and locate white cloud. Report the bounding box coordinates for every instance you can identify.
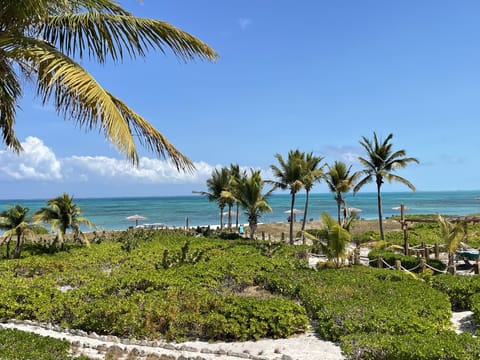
[237,18,252,30]
[323,146,361,164]
[62,156,215,184]
[0,137,62,180]
[0,137,278,197]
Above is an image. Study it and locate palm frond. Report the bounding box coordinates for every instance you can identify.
[3,35,193,167]
[41,13,218,64]
[0,52,22,151]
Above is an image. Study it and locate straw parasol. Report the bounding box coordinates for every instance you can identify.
[126,214,147,226]
[284,208,303,222]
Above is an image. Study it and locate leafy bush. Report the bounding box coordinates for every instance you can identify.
[0,328,72,360]
[432,274,480,311]
[203,296,308,341]
[259,267,451,342]
[341,331,480,360]
[470,292,480,328]
[368,250,446,273]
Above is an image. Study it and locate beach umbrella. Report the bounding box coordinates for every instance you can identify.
[392,206,411,210]
[126,214,147,226]
[284,208,303,222]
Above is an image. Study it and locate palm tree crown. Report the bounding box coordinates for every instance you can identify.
[33,193,92,248]
[269,149,305,244]
[325,161,358,226]
[222,169,272,239]
[0,0,218,167]
[354,132,419,239]
[194,167,230,229]
[0,204,32,258]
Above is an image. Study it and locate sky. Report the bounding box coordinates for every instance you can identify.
[2,0,480,199]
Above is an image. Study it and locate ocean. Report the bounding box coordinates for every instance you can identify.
[1,190,480,231]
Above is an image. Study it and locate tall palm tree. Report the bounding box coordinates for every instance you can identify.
[33,193,92,249]
[228,164,244,230]
[269,149,305,244]
[437,215,465,275]
[324,161,358,226]
[0,0,218,168]
[354,132,419,240]
[222,169,272,239]
[194,167,230,230]
[300,152,324,235]
[0,204,33,258]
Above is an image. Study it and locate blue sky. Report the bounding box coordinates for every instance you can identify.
[2,0,480,199]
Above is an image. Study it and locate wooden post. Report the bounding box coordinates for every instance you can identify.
[377,255,383,269]
[354,247,360,265]
[395,259,401,270]
[475,258,479,275]
[281,232,285,242]
[420,258,426,272]
[268,234,271,241]
[262,232,265,241]
[401,204,409,255]
[422,241,427,258]
[434,242,440,260]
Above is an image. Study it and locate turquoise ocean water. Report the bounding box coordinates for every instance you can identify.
[1,191,480,231]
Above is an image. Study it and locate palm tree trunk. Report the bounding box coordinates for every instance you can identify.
[5,235,11,258]
[342,199,348,226]
[14,233,22,258]
[219,205,224,230]
[228,204,232,231]
[289,193,296,245]
[235,202,239,229]
[376,182,384,240]
[249,218,257,239]
[335,194,342,225]
[301,190,310,232]
[301,190,311,245]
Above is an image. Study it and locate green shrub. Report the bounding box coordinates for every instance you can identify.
[470,292,480,328]
[341,331,480,360]
[259,267,451,342]
[0,328,72,360]
[432,275,480,311]
[368,250,446,273]
[203,296,308,341]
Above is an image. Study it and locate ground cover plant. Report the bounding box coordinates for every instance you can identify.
[0,229,479,358]
[0,328,76,360]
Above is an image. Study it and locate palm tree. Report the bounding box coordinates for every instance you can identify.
[228,164,245,230]
[33,193,93,249]
[300,152,324,235]
[304,212,351,268]
[0,0,218,168]
[437,215,465,274]
[269,150,305,244]
[222,169,272,239]
[354,132,419,240]
[324,161,358,226]
[194,167,230,229]
[0,204,33,258]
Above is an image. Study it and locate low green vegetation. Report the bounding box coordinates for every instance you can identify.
[0,328,74,360]
[0,229,479,359]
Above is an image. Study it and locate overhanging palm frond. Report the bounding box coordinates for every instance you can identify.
[0,55,22,152]
[3,35,192,168]
[0,0,218,165]
[41,13,218,64]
